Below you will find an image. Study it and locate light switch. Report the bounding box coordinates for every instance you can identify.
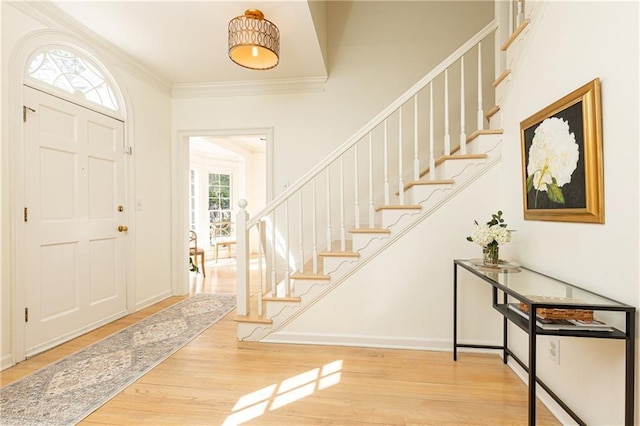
[135,197,143,211]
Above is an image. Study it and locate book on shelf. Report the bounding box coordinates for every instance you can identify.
[507,303,614,332]
[517,296,594,321]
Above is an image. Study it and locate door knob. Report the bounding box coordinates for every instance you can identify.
[118,225,129,232]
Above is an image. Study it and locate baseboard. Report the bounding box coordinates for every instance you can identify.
[507,358,577,425]
[135,290,173,312]
[1,354,15,371]
[263,331,453,351]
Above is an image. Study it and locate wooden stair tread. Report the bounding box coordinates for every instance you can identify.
[291,273,331,280]
[405,179,454,191]
[375,204,421,212]
[235,315,273,325]
[262,296,301,303]
[486,105,500,121]
[466,129,504,144]
[319,250,360,258]
[501,19,530,51]
[492,70,511,88]
[349,227,391,234]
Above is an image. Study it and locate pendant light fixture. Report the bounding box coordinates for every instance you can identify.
[228,9,280,70]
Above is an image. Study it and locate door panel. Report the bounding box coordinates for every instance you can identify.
[24,86,127,356]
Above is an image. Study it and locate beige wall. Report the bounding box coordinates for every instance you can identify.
[172,1,495,198]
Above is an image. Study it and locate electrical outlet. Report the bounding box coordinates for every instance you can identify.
[548,337,560,365]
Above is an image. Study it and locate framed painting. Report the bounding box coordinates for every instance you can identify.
[520,78,604,223]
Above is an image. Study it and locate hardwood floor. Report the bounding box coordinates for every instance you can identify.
[1,257,560,425]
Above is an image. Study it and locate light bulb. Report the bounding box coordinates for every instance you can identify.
[252,46,258,57]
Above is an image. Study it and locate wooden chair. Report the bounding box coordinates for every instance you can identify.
[211,221,236,262]
[189,230,206,276]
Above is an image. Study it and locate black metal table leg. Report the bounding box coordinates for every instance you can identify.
[453,262,458,361]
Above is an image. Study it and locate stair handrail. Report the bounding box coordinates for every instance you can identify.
[247,19,498,229]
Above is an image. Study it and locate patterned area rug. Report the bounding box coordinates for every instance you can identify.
[0,294,236,425]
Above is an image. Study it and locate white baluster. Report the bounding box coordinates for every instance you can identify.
[312,179,318,274]
[298,192,304,273]
[429,82,435,181]
[398,108,405,205]
[326,169,332,251]
[509,0,514,35]
[368,133,375,228]
[477,42,484,132]
[413,94,420,181]
[460,56,467,155]
[257,221,264,317]
[517,0,525,26]
[284,199,290,297]
[383,121,390,205]
[271,209,277,296]
[444,68,451,156]
[236,199,249,316]
[340,157,346,250]
[354,144,360,227]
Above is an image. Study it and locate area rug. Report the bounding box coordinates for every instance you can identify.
[0,294,236,425]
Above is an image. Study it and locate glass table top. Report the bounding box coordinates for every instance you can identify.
[455,259,632,309]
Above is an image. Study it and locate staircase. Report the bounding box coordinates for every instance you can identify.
[235,0,547,343]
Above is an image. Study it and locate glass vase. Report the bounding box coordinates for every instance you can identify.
[483,244,499,266]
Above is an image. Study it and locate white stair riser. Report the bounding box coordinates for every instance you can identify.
[406,183,453,205]
[467,136,502,155]
[437,158,486,179]
[352,232,389,252]
[237,322,271,341]
[322,256,359,275]
[291,278,328,297]
[377,209,421,228]
[265,300,299,319]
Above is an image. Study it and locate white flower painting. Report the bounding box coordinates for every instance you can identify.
[526,117,579,207]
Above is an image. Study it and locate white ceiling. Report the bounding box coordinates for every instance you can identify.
[48,0,328,86]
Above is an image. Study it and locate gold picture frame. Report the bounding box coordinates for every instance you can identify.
[520,78,604,223]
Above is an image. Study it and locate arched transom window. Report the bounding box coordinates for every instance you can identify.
[27,48,119,111]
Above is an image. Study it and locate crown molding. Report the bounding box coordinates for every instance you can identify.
[171,76,327,98]
[10,1,172,95]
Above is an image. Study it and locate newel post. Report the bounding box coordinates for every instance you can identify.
[236,199,250,316]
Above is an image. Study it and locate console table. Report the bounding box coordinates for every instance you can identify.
[453,259,635,426]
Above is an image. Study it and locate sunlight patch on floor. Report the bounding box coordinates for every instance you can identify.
[222,360,343,425]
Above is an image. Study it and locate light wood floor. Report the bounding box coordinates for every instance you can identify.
[1,256,560,425]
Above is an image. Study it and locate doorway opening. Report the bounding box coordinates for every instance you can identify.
[187,134,269,295]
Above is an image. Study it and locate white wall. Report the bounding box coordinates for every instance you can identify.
[1,3,173,367]
[500,2,639,424]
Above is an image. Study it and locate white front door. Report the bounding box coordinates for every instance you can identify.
[23,86,128,356]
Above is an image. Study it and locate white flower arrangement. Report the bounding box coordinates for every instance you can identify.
[526,117,579,207]
[467,211,512,248]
